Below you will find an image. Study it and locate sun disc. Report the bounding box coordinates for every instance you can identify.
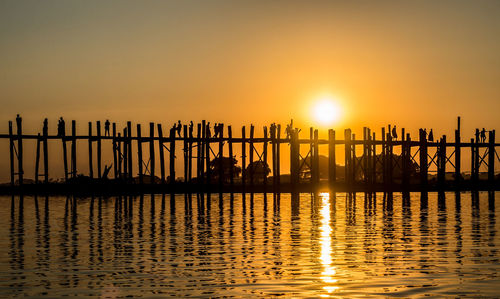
[313,97,341,126]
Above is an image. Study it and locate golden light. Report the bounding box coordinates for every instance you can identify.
[319,192,339,294]
[312,96,342,126]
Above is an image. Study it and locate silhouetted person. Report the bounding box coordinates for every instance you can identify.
[57,117,65,137]
[423,128,427,141]
[189,121,194,138]
[206,122,211,138]
[176,120,182,137]
[43,118,48,136]
[428,129,434,142]
[104,120,110,136]
[391,125,398,140]
[481,128,486,142]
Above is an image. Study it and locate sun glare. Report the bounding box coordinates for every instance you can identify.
[312,96,342,126]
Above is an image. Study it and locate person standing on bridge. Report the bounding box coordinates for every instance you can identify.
[104,120,110,136]
[391,125,398,140]
[428,129,434,142]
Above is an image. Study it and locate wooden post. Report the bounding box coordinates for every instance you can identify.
[137,124,143,185]
[470,138,475,183]
[117,132,122,178]
[205,124,210,187]
[352,133,356,184]
[127,121,133,180]
[88,122,93,179]
[42,120,49,183]
[169,126,176,185]
[16,116,23,185]
[62,121,68,182]
[71,120,76,178]
[419,129,428,187]
[381,128,386,185]
[218,124,224,190]
[112,123,118,179]
[344,129,351,186]
[242,126,246,192]
[249,125,255,189]
[313,129,319,186]
[328,129,336,187]
[290,129,300,189]
[228,126,234,190]
[149,123,155,184]
[488,130,495,184]
[201,121,206,186]
[387,132,393,186]
[97,121,102,179]
[402,133,410,188]
[276,124,281,191]
[263,126,268,188]
[454,129,461,186]
[438,135,446,187]
[183,124,188,183]
[271,125,277,192]
[157,124,165,183]
[35,134,41,184]
[123,128,128,179]
[309,127,314,185]
[188,125,193,183]
[372,132,377,184]
[196,123,202,185]
[474,130,480,182]
[363,128,368,185]
[9,121,15,186]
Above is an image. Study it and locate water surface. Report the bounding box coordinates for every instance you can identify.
[0,192,499,297]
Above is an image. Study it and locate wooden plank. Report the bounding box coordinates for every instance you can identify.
[88,122,93,179]
[157,124,165,183]
[137,124,143,185]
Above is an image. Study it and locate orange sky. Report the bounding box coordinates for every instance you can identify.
[1,1,499,180]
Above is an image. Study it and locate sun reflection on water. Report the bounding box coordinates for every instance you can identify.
[319,192,339,295]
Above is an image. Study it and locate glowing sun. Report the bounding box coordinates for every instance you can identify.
[312,96,342,126]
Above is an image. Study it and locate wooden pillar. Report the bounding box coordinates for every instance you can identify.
[249,125,255,189]
[8,121,15,186]
[137,124,143,185]
[402,134,410,188]
[470,138,475,183]
[290,129,300,189]
[263,126,268,188]
[97,121,102,179]
[149,123,155,183]
[88,122,93,179]
[112,123,118,179]
[372,132,377,184]
[387,132,393,186]
[488,130,496,184]
[71,120,77,178]
[200,120,206,186]
[62,121,68,182]
[271,125,277,192]
[218,124,224,190]
[454,129,461,186]
[363,128,368,185]
[35,134,41,184]
[309,127,314,185]
[197,123,202,185]
[381,128,386,185]
[183,124,189,183]
[352,133,356,184]
[419,129,428,187]
[127,121,133,180]
[188,124,193,183]
[228,126,234,190]
[42,120,49,183]
[157,124,165,183]
[169,126,176,185]
[16,116,23,185]
[117,132,122,178]
[328,129,336,188]
[276,124,281,191]
[122,128,128,179]
[205,124,210,187]
[241,126,246,192]
[313,129,319,186]
[437,135,446,187]
[344,129,351,186]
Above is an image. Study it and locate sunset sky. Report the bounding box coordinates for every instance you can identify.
[1,1,500,180]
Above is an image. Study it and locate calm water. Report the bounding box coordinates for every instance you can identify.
[0,192,499,297]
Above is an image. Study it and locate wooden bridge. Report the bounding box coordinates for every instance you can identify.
[2,116,499,194]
